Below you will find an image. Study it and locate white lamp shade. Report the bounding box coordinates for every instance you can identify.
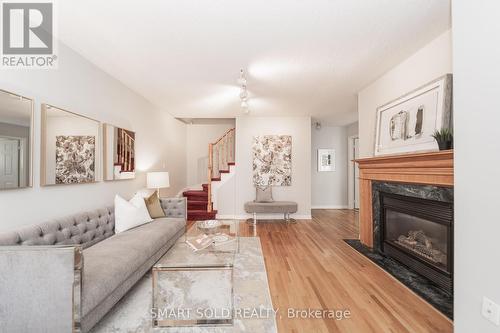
[147,172,170,189]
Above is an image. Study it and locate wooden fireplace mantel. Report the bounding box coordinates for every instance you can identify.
[355,150,454,247]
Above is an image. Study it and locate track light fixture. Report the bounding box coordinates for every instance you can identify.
[238,69,249,114]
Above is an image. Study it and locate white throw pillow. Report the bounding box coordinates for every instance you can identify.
[114,194,153,233]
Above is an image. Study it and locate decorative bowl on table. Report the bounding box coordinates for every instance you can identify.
[196,220,221,233]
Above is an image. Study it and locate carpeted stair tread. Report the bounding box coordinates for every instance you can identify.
[188,201,208,209]
[182,190,208,198]
[187,210,218,221]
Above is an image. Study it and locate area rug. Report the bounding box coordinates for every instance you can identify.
[344,239,453,319]
[91,237,278,332]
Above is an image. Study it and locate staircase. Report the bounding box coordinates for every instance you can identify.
[182,184,217,220]
[183,128,235,221]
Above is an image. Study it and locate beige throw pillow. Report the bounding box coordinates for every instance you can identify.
[255,186,274,203]
[144,192,166,218]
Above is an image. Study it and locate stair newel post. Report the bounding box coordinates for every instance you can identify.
[229,131,233,163]
[217,143,222,178]
[226,136,229,166]
[119,129,125,172]
[222,140,225,172]
[207,143,213,212]
[125,133,129,171]
[231,129,235,163]
[213,144,217,179]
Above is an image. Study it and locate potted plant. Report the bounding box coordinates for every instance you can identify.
[432,128,453,150]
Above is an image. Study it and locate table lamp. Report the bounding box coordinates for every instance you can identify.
[147,172,170,197]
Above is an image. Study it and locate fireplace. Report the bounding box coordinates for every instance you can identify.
[355,152,454,316]
[379,191,453,293]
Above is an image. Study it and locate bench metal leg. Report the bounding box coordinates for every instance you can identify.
[246,212,296,224]
[285,212,297,224]
[246,212,258,225]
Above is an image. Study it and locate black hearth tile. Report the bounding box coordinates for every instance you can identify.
[344,239,453,319]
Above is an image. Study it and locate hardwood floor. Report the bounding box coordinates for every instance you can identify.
[238,209,453,333]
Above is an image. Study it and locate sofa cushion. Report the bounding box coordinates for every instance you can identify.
[244,201,298,214]
[144,192,166,218]
[81,217,185,316]
[114,194,153,233]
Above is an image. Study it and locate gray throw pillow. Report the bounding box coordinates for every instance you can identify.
[255,186,274,203]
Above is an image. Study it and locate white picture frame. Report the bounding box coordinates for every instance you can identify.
[374,74,452,156]
[40,104,101,186]
[318,149,335,172]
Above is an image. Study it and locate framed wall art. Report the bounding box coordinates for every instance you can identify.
[0,89,33,190]
[103,124,136,181]
[317,149,335,172]
[374,74,452,156]
[41,104,100,186]
[252,135,292,186]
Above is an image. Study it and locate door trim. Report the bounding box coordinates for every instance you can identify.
[0,136,25,188]
[347,135,359,209]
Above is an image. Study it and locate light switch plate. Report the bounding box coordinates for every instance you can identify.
[482,297,500,325]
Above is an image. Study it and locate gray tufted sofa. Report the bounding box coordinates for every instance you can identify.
[0,197,187,333]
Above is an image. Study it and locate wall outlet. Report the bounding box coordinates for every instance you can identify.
[482,297,500,325]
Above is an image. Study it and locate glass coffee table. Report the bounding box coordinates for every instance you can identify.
[184,219,240,253]
[152,220,239,327]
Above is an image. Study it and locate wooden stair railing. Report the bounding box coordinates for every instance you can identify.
[207,128,235,212]
[116,128,135,172]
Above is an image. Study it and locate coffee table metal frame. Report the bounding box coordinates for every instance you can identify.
[152,220,239,328]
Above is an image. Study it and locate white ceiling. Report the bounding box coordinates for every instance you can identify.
[58,0,450,125]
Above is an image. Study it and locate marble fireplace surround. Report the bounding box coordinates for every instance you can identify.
[356,150,454,247]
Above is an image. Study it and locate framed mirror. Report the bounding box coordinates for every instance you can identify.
[41,104,100,186]
[0,89,33,190]
[103,124,135,180]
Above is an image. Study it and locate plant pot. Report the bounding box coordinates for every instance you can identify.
[437,140,452,150]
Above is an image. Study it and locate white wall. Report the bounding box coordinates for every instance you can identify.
[104,124,115,180]
[186,121,235,185]
[346,122,358,138]
[358,30,452,157]
[213,165,237,217]
[0,43,187,232]
[234,116,311,219]
[311,125,348,209]
[453,2,500,332]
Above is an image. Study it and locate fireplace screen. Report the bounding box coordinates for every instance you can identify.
[379,192,453,292]
[385,210,448,271]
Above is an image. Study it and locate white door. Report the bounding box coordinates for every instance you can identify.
[353,137,360,209]
[0,138,20,189]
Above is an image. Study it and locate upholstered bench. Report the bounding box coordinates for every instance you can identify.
[244,201,298,224]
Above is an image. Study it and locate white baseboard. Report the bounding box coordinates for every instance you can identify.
[311,205,349,209]
[216,214,312,220]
